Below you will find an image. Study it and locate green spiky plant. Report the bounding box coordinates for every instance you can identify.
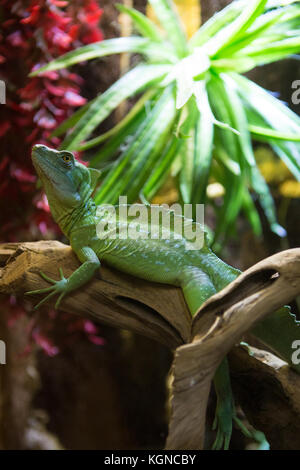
[31,0,300,248]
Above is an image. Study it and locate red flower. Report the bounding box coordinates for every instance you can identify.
[0,121,11,138]
[10,165,36,183]
[36,193,50,212]
[83,320,99,334]
[88,335,106,346]
[63,90,87,106]
[50,26,73,49]
[82,28,103,44]
[21,5,41,25]
[50,1,69,7]
[0,0,104,352]
[79,0,103,26]
[44,79,71,97]
[32,327,59,356]
[7,31,24,47]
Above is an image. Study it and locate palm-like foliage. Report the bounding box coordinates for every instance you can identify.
[31,0,300,246]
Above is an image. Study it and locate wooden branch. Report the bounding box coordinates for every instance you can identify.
[0,241,191,350]
[1,242,300,450]
[166,249,300,449]
[228,344,300,450]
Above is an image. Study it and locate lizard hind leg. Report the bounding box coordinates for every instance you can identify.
[180,266,216,317]
[180,267,238,450]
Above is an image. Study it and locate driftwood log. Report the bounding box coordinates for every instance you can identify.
[0,241,300,449]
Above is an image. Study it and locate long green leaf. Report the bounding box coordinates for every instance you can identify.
[242,189,262,236]
[213,164,245,246]
[213,138,241,175]
[125,94,176,201]
[173,51,210,109]
[250,166,286,236]
[89,106,148,167]
[193,78,240,134]
[206,76,247,244]
[242,36,300,57]
[264,4,300,35]
[236,72,300,131]
[30,37,175,76]
[221,74,256,168]
[266,0,300,9]
[249,124,300,142]
[189,0,243,48]
[77,89,156,151]
[192,108,214,205]
[223,74,285,235]
[217,8,285,57]
[244,102,300,184]
[90,93,164,167]
[141,132,180,200]
[116,4,163,41]
[179,102,199,204]
[212,57,257,73]
[51,99,96,138]
[94,87,175,204]
[271,141,300,181]
[207,77,241,165]
[234,73,300,179]
[140,107,196,201]
[206,0,268,57]
[148,0,187,57]
[61,64,170,151]
[179,126,195,204]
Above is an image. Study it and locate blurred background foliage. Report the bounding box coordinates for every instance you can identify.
[0,0,299,451]
[32,0,300,252]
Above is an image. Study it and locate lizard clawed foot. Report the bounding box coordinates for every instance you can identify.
[212,404,267,450]
[211,397,234,450]
[25,268,68,310]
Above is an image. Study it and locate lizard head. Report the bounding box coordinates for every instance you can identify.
[32,144,101,223]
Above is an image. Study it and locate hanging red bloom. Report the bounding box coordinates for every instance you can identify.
[0,0,104,354]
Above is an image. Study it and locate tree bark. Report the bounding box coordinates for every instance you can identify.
[229,345,300,450]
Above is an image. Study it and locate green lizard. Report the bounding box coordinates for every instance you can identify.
[28,144,300,449]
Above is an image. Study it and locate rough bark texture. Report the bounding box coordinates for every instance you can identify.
[229,345,300,450]
[0,241,190,349]
[166,249,300,449]
[1,242,300,449]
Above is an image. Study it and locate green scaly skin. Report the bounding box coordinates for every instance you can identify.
[27,144,300,449]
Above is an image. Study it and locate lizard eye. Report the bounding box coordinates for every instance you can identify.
[62,154,71,162]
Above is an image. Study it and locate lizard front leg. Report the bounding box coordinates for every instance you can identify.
[26,246,100,310]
